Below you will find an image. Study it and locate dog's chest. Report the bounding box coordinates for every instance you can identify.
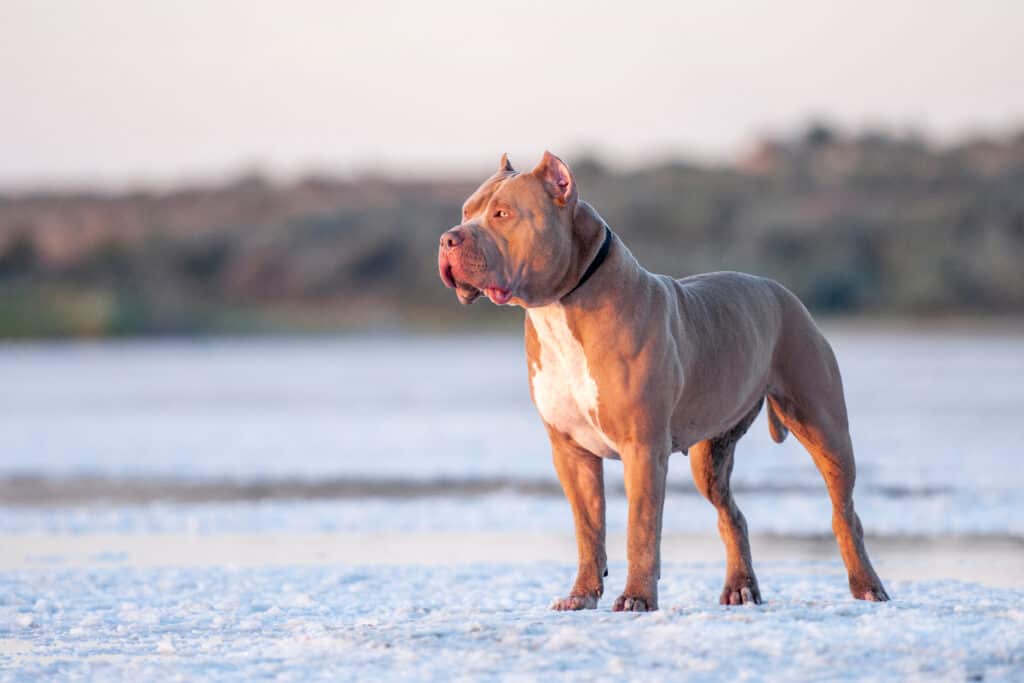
[527,307,617,458]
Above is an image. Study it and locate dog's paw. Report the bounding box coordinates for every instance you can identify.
[850,576,890,602]
[855,585,890,602]
[551,593,599,611]
[720,575,762,606]
[612,594,657,612]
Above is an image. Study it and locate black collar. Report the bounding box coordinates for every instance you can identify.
[564,226,612,299]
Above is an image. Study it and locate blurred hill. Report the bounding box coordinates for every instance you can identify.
[1,124,1023,338]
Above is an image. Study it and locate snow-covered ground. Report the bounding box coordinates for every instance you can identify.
[3,561,1023,682]
[1,329,1022,680]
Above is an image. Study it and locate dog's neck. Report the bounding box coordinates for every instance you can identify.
[556,200,615,299]
[529,206,645,349]
[563,225,612,299]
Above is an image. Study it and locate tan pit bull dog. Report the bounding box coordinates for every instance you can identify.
[437,151,889,611]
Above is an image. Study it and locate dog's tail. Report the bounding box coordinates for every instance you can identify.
[766,396,789,444]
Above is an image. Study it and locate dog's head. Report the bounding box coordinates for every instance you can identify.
[437,151,601,308]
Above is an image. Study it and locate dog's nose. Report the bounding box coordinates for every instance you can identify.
[440,227,464,249]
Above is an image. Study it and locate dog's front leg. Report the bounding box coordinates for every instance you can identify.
[614,442,669,612]
[549,434,607,611]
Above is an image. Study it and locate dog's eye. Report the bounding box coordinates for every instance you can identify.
[494,209,509,219]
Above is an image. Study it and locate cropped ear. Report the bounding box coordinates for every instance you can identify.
[531,151,577,207]
[498,153,515,174]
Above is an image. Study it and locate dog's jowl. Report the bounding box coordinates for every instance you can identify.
[438,151,889,611]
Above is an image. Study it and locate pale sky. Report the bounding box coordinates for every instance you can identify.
[2,0,1023,189]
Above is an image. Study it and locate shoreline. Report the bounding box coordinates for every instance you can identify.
[4,531,1021,589]
[1,315,1024,345]
[0,474,958,506]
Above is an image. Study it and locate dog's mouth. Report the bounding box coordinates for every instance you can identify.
[440,254,481,305]
[455,281,482,305]
[439,254,456,288]
[452,280,512,306]
[440,250,512,306]
[484,287,511,305]
[455,282,512,306]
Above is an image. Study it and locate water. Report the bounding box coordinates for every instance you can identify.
[1,328,1021,537]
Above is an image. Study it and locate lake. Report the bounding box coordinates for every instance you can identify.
[0,326,1021,537]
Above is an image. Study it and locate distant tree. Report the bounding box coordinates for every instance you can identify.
[802,120,839,148]
[0,233,38,279]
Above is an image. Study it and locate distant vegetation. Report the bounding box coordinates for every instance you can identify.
[1,123,1023,338]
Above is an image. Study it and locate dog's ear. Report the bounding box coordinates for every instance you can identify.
[532,151,577,207]
[498,153,515,174]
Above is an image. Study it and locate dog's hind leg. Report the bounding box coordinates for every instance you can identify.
[689,401,763,605]
[801,421,888,600]
[769,331,889,601]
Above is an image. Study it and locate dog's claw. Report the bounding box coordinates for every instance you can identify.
[861,588,890,602]
[612,595,656,612]
[720,578,762,606]
[551,594,598,611]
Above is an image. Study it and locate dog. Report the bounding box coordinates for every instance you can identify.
[438,151,889,611]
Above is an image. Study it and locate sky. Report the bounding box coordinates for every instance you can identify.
[2,0,1023,189]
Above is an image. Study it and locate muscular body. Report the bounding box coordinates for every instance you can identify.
[438,152,888,611]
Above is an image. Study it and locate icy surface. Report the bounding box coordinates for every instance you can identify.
[1,330,1022,536]
[2,562,1022,682]
[2,486,1021,537]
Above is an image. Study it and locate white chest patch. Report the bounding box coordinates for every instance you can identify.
[528,305,617,458]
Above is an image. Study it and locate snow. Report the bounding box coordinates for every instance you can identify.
[2,562,1023,682]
